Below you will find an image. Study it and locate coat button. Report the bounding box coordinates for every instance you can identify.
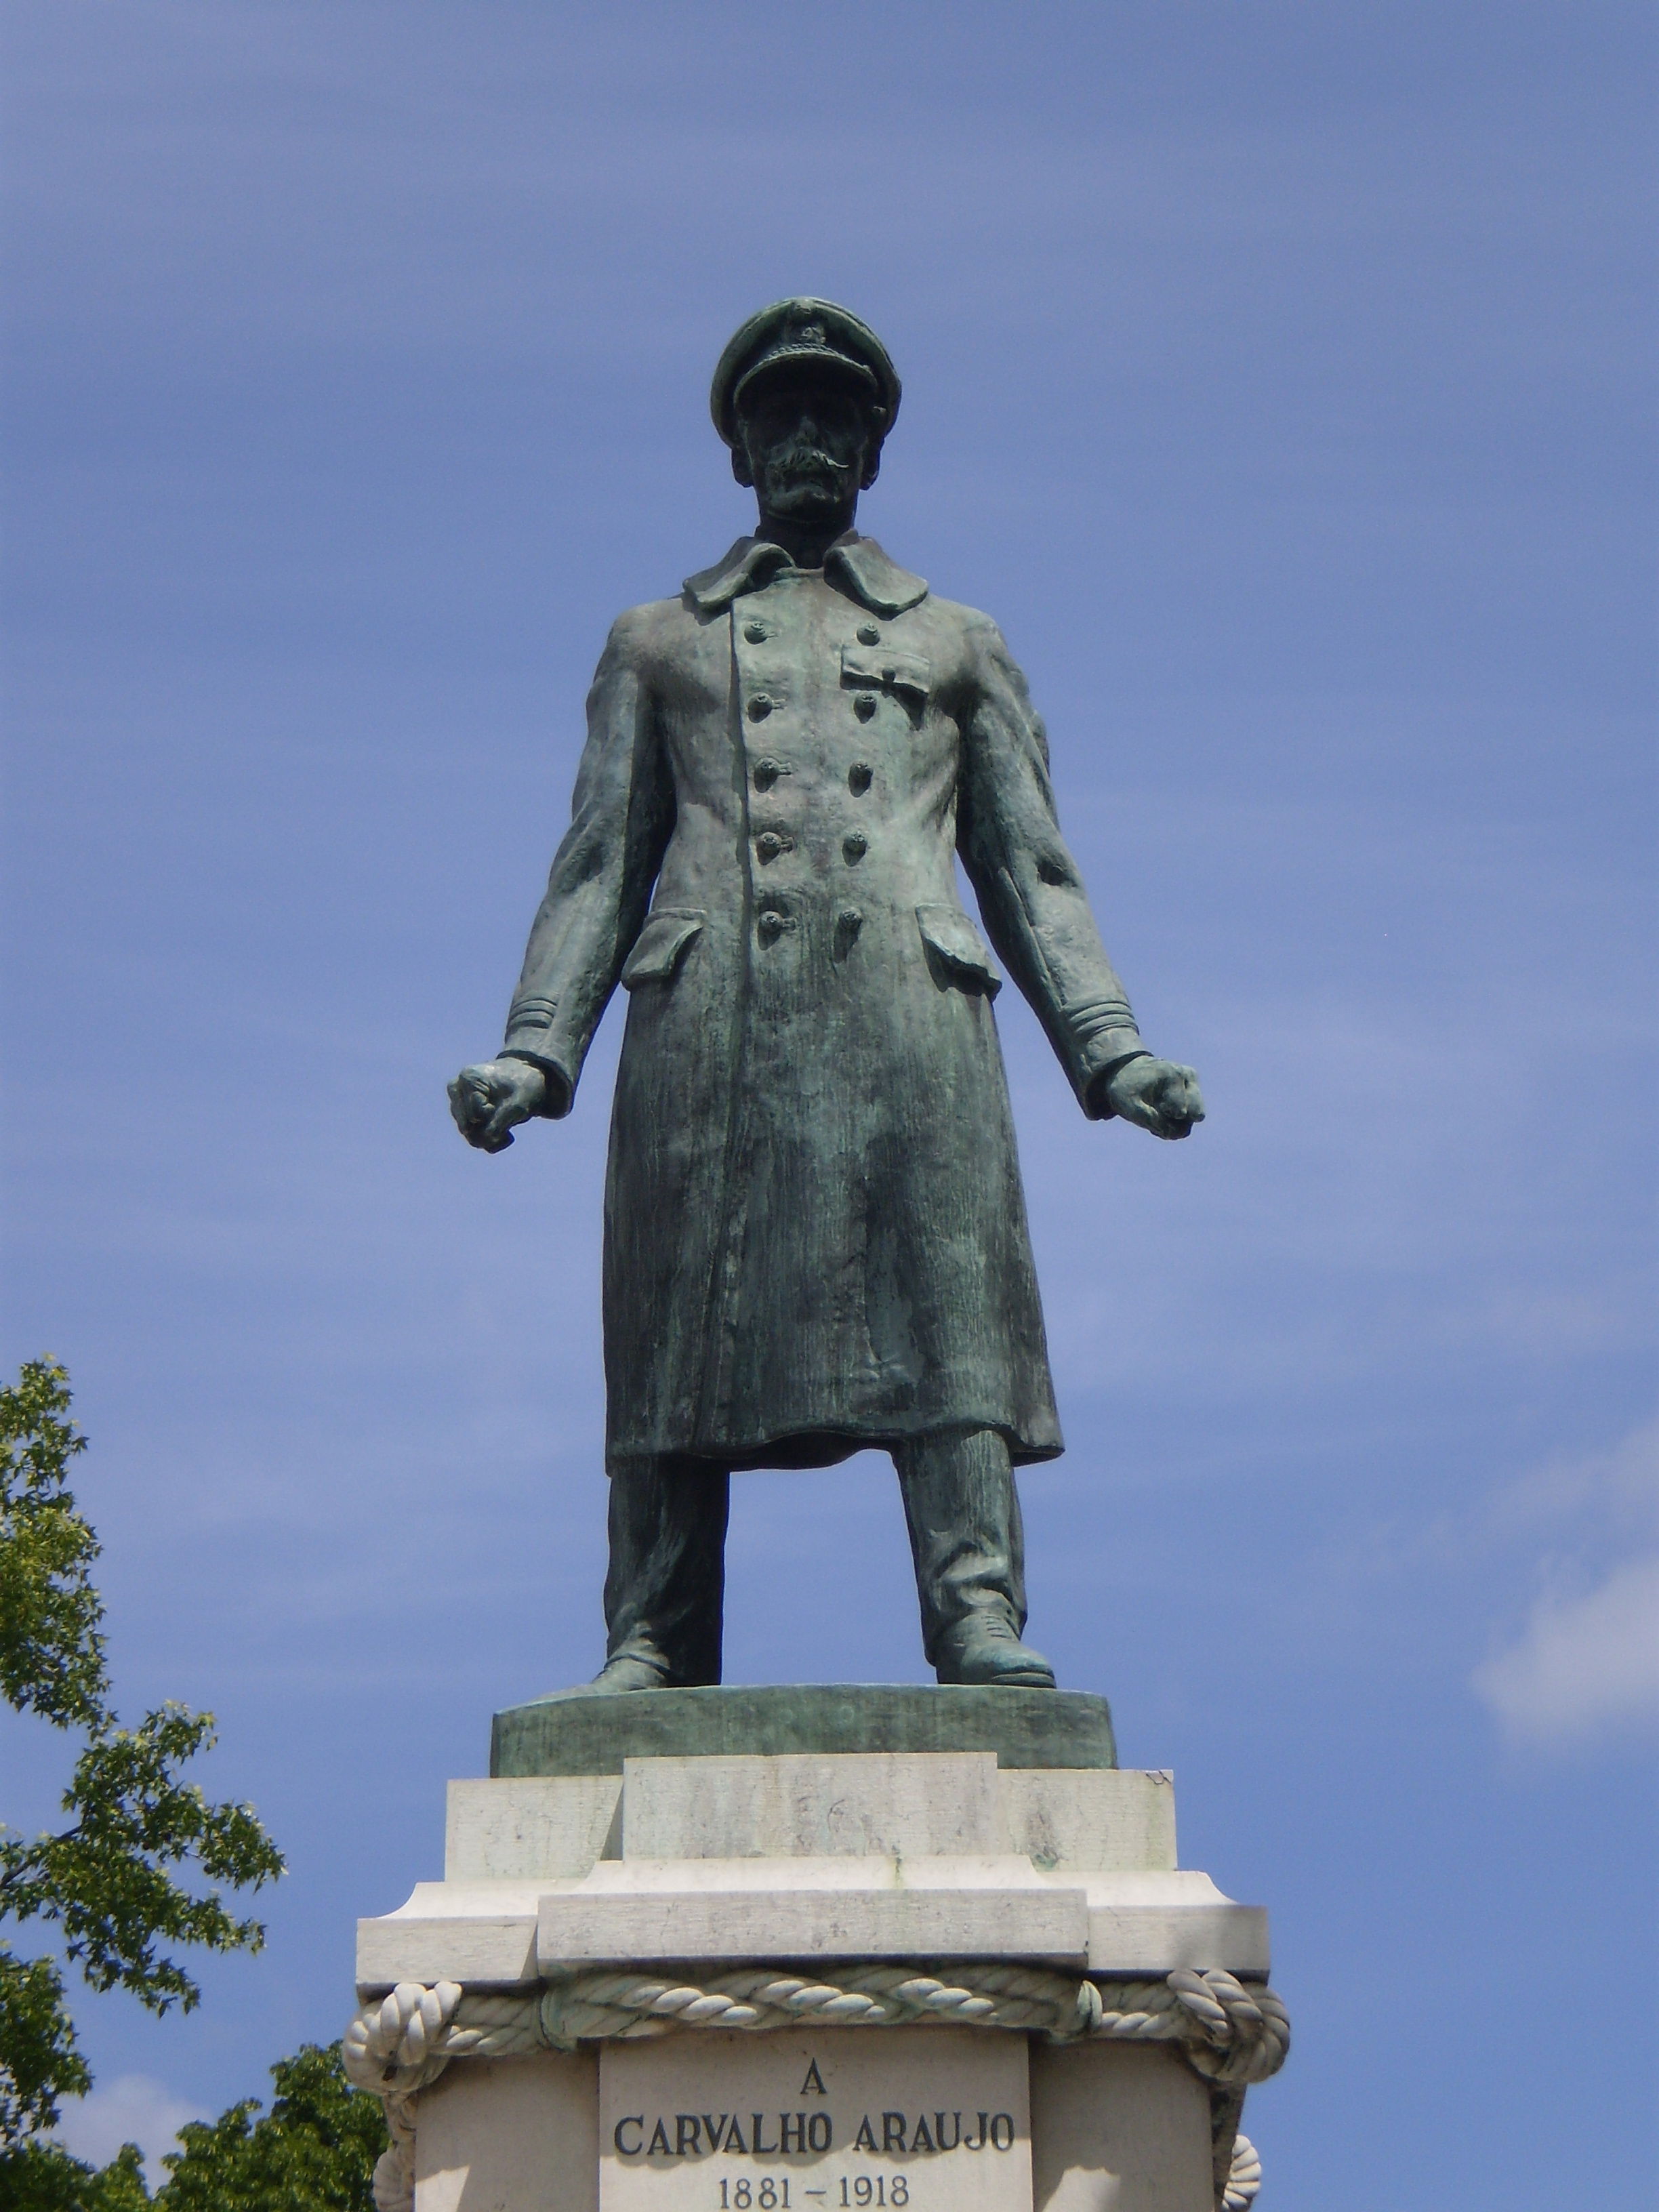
[842,830,868,864]
[744,620,768,642]
[747,695,773,720]
[755,831,792,863]
[848,762,872,794]
[754,757,787,791]
[835,907,863,953]
[854,693,877,722]
[756,909,789,945]
[857,623,881,645]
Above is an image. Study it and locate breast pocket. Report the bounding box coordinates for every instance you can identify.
[841,642,932,721]
[620,909,705,989]
[916,904,1002,998]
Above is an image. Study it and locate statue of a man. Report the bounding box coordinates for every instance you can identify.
[450,301,1203,1694]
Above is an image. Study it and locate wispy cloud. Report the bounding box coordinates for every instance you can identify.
[1475,1559,1659,1745]
[1475,1420,1659,1746]
[54,2073,207,2187]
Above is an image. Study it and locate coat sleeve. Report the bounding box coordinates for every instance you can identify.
[956,614,1147,1119]
[498,608,674,1116]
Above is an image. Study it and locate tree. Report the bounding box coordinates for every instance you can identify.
[0,1359,286,2192]
[0,2137,151,2212]
[0,2045,385,2210]
[155,2043,383,2210]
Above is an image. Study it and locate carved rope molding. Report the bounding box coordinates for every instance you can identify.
[343,1965,1286,2212]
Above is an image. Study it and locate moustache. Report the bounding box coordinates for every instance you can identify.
[764,438,853,483]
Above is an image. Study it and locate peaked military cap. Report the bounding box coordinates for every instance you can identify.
[711,299,902,448]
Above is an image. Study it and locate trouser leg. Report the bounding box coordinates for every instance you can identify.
[892,1425,1029,1666]
[602,1454,730,1687]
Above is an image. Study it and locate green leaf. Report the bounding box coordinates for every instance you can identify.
[2,1707,285,2026]
[0,1361,106,1734]
[0,1362,286,2150]
[0,2139,153,2211]
[2,1708,285,2014]
[0,1948,89,2148]
[156,2045,385,2211]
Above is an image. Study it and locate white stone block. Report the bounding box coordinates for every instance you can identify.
[434,1761,1185,1887]
[447,1777,623,1880]
[996,1773,1175,1875]
[359,1865,1265,1989]
[600,2026,1031,2209]
[415,2050,600,2211]
[621,1753,1004,1861]
[1029,2043,1211,2211]
[537,1858,1090,1969]
[1080,1876,1267,1977]
[358,1883,542,1992]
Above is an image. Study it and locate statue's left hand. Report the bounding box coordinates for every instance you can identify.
[1104,1057,1205,1140]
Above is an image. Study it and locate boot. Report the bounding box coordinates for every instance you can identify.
[600,1454,729,1688]
[894,1427,1057,1689]
[588,1647,672,1694]
[933,1610,1057,1689]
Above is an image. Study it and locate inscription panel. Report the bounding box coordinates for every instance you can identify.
[600,2027,1031,2211]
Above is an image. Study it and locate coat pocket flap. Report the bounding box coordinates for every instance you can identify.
[841,642,932,699]
[621,909,705,989]
[916,903,1002,996]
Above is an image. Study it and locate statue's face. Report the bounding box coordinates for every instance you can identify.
[735,367,876,518]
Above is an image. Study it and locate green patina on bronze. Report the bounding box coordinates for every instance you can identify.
[491,1684,1118,1778]
[451,301,1204,1696]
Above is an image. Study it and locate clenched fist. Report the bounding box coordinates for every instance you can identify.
[448,1059,549,1153]
[1103,1056,1205,1140]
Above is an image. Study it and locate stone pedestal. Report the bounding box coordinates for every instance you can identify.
[348,1689,1286,2212]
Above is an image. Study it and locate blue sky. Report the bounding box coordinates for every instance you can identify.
[2,3,1654,2205]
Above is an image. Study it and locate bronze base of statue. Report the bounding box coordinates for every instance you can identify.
[490,1681,1118,1780]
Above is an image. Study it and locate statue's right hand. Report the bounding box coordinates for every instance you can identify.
[448,1059,549,1153]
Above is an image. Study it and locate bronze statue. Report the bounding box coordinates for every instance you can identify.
[451,301,1203,1694]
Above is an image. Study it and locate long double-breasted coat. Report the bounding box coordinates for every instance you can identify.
[500,533,1146,1473]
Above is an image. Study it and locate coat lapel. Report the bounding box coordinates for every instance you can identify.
[825,535,928,615]
[683,538,792,612]
[684,533,928,616]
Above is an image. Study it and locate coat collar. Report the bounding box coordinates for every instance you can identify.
[684,531,928,617]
